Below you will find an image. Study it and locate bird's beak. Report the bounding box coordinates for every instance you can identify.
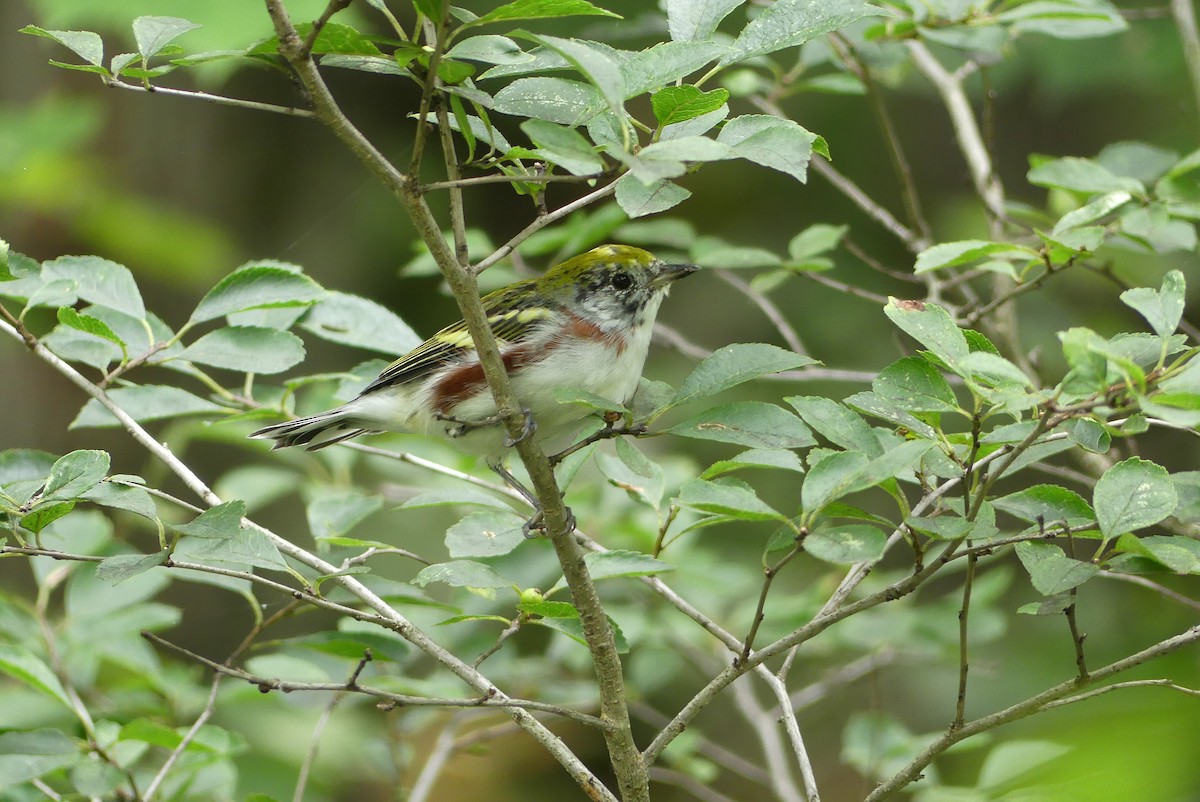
[653,262,699,288]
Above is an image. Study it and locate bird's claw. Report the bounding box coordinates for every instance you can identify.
[522,505,576,538]
[503,408,537,448]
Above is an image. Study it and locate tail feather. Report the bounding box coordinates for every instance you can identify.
[250,409,375,451]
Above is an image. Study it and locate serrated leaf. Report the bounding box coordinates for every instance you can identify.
[786,396,881,457]
[615,175,691,217]
[806,524,886,564]
[872,356,959,413]
[1052,190,1132,234]
[1028,156,1144,195]
[445,511,526,558]
[42,255,144,320]
[70,386,224,429]
[1015,541,1099,595]
[179,326,305,374]
[1093,457,1177,538]
[720,0,872,65]
[41,450,109,503]
[299,290,421,356]
[493,76,606,125]
[701,448,806,478]
[651,85,730,128]
[621,41,728,99]
[676,478,783,520]
[132,16,199,60]
[19,501,75,534]
[520,118,605,176]
[672,343,815,406]
[19,26,104,66]
[526,35,624,116]
[668,401,815,449]
[993,485,1094,524]
[884,299,969,371]
[802,451,869,516]
[667,0,744,41]
[913,240,1035,274]
[173,500,288,571]
[716,114,820,182]
[1119,270,1186,338]
[190,265,323,324]
[56,307,126,352]
[95,551,169,584]
[412,560,513,588]
[788,223,847,261]
[466,0,621,28]
[584,549,674,580]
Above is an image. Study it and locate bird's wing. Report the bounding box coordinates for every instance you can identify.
[358,278,558,395]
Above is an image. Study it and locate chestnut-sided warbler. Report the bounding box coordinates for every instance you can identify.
[250,244,697,460]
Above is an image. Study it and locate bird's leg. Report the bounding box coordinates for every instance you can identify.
[487,458,574,538]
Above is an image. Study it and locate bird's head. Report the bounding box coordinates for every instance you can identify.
[539,244,698,330]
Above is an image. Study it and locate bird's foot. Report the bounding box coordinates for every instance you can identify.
[521,505,576,538]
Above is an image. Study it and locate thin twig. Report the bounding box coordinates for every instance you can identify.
[408,714,466,802]
[104,78,315,117]
[293,652,371,802]
[143,632,609,729]
[729,678,806,802]
[648,768,744,802]
[1099,573,1200,613]
[954,552,977,728]
[422,172,607,190]
[716,270,808,355]
[801,270,891,304]
[741,544,803,663]
[630,702,772,787]
[1172,0,1200,124]
[474,618,522,667]
[302,0,353,57]
[1040,679,1200,710]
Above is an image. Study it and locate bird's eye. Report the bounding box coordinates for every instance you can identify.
[610,272,633,290]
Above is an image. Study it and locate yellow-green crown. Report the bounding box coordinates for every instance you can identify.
[538,244,658,289]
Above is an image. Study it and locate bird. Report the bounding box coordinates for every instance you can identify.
[250,244,697,517]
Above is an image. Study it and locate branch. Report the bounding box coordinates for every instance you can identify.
[716,270,808,355]
[103,78,315,118]
[864,625,1200,801]
[143,632,608,728]
[1172,0,1200,124]
[422,172,607,191]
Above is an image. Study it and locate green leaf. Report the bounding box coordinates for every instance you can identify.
[993,484,1095,524]
[518,599,580,618]
[465,0,621,28]
[173,500,288,571]
[95,551,169,584]
[1067,417,1110,453]
[179,326,305,374]
[525,35,624,116]
[299,291,421,356]
[583,549,674,580]
[190,265,324,324]
[493,76,607,125]
[666,0,744,41]
[676,478,784,520]
[672,343,815,406]
[977,740,1074,790]
[802,451,869,516]
[1027,156,1145,195]
[1093,457,1177,538]
[998,1,1127,39]
[844,391,937,439]
[719,0,872,65]
[56,308,126,353]
[0,729,80,788]
[19,501,75,534]
[1015,541,1099,595]
[701,448,806,479]
[884,299,969,371]
[597,440,664,508]
[786,396,882,457]
[520,119,605,176]
[70,385,224,429]
[1119,270,1186,338]
[41,450,110,503]
[445,511,526,558]
[42,255,145,320]
[806,524,887,564]
[401,488,514,512]
[620,42,728,99]
[716,115,820,182]
[668,401,815,449]
[132,16,199,60]
[19,25,104,67]
[913,240,1035,274]
[412,560,513,589]
[615,175,691,217]
[534,613,629,652]
[553,387,630,415]
[0,239,11,281]
[306,491,382,539]
[0,647,72,709]
[1052,190,1133,234]
[447,35,530,65]
[872,356,959,413]
[788,223,847,261]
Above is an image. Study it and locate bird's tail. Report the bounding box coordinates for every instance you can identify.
[249,408,377,451]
